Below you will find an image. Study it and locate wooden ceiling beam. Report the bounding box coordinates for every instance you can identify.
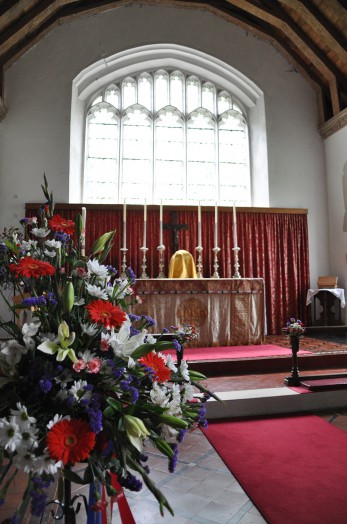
[299,0,347,51]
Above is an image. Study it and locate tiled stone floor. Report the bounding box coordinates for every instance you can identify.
[3,332,347,523]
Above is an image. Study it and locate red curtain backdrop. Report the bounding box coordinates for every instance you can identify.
[26,204,310,335]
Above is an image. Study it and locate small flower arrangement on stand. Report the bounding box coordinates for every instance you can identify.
[282,318,305,386]
[0,176,217,523]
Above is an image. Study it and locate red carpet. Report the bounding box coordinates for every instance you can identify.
[166,344,312,361]
[202,415,347,524]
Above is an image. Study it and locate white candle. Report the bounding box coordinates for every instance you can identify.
[214,202,218,248]
[123,200,126,249]
[143,200,147,248]
[198,202,202,247]
[159,201,163,246]
[81,207,86,256]
[233,203,238,248]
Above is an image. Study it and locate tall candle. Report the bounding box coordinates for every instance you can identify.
[159,201,163,246]
[214,202,218,248]
[198,202,202,247]
[143,200,147,248]
[81,207,86,256]
[123,200,126,249]
[233,203,238,248]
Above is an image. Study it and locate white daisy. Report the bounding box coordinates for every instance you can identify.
[86,284,108,300]
[165,354,178,373]
[45,239,62,249]
[86,259,109,279]
[0,416,22,452]
[80,322,99,336]
[0,339,27,367]
[12,450,37,473]
[33,450,62,475]
[69,380,91,401]
[10,403,36,429]
[179,360,190,381]
[44,249,56,258]
[31,227,50,238]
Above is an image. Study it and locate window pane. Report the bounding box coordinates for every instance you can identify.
[121,107,152,201]
[170,71,184,112]
[138,74,152,110]
[154,70,169,111]
[187,109,216,202]
[155,107,184,202]
[122,78,136,109]
[202,82,215,113]
[186,76,200,114]
[105,85,120,108]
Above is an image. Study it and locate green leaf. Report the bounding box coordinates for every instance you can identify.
[131,341,173,360]
[63,468,87,485]
[157,414,188,429]
[106,397,122,412]
[188,370,207,381]
[89,231,115,257]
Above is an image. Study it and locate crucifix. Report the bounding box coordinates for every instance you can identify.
[164,211,188,253]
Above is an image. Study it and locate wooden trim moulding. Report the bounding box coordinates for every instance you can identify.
[25,203,308,215]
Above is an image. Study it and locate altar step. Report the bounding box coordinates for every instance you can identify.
[206,385,347,420]
[192,350,347,376]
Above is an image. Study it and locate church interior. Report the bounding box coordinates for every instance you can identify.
[0,1,347,523]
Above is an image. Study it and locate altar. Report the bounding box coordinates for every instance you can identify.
[131,278,265,347]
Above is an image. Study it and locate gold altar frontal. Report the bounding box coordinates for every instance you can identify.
[131,278,265,347]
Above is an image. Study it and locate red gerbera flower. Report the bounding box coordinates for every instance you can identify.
[140,352,172,383]
[9,256,55,279]
[48,214,75,236]
[47,418,96,466]
[86,299,127,329]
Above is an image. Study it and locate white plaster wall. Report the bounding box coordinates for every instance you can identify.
[0,3,333,325]
[324,126,347,321]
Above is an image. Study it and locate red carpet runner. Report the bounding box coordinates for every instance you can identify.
[202,415,347,524]
[166,344,311,361]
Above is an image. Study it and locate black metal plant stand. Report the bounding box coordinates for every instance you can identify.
[284,337,301,386]
[40,475,88,523]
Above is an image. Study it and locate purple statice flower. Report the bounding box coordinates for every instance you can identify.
[126,267,136,281]
[22,296,47,307]
[173,338,182,352]
[83,384,94,392]
[118,473,142,492]
[130,326,140,336]
[106,265,118,275]
[168,443,178,473]
[162,327,169,333]
[130,387,139,403]
[39,379,52,393]
[141,315,155,327]
[128,313,140,322]
[54,231,70,244]
[20,217,30,225]
[177,429,187,443]
[30,475,54,518]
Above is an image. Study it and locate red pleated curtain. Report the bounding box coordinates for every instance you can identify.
[26,204,310,335]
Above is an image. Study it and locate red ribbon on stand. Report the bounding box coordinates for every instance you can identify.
[108,472,136,524]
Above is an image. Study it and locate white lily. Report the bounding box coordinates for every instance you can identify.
[37,321,78,363]
[108,315,147,359]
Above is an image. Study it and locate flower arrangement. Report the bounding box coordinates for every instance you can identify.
[282,318,305,339]
[0,176,216,522]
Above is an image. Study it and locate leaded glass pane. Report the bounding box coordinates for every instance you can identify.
[217,92,231,114]
[105,85,120,109]
[122,78,136,109]
[186,76,200,114]
[154,70,169,111]
[202,82,216,113]
[170,71,184,112]
[138,74,152,110]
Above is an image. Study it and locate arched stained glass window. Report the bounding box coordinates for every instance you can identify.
[84,69,250,205]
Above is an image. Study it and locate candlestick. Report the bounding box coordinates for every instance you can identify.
[198,202,202,247]
[195,246,203,278]
[233,203,238,248]
[81,207,86,257]
[214,203,218,249]
[143,200,147,248]
[123,200,126,250]
[159,201,163,246]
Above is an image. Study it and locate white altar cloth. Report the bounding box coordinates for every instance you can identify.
[306,288,346,308]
